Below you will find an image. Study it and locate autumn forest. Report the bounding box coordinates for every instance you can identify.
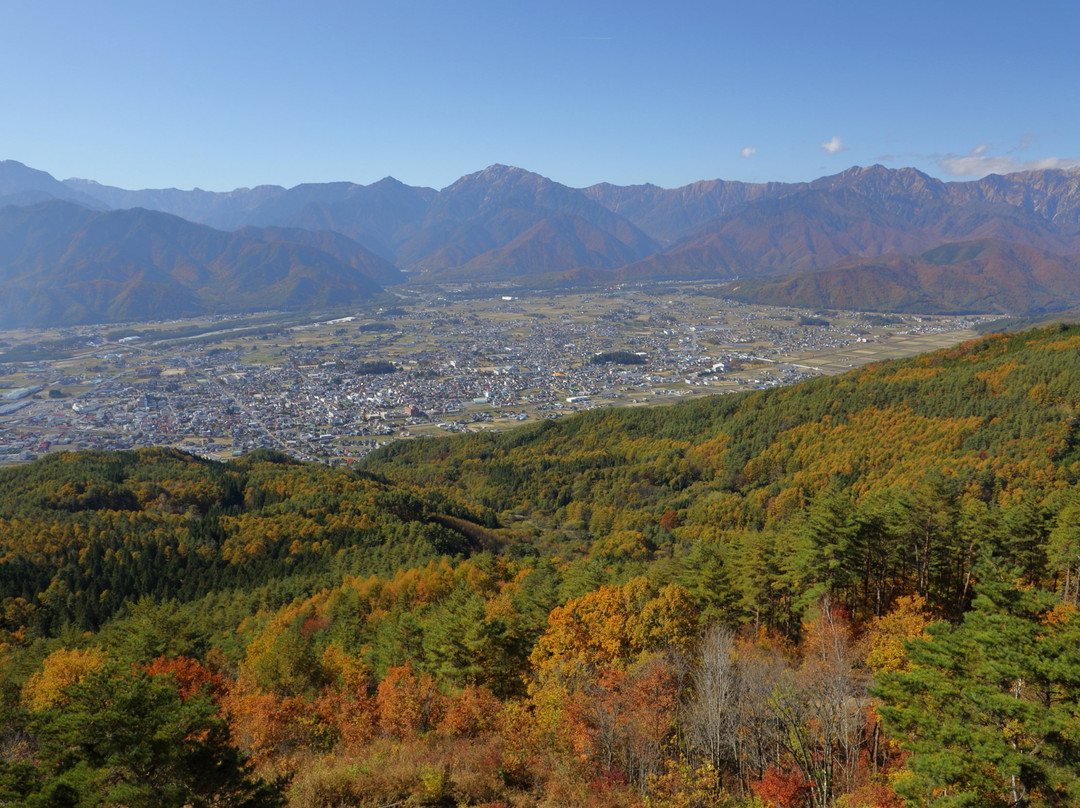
[3,324,1080,807]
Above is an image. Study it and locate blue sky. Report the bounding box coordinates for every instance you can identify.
[4,0,1078,192]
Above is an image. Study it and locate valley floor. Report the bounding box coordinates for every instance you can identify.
[0,284,992,465]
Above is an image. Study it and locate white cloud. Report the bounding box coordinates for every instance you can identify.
[820,136,844,154]
[936,136,1080,176]
[939,154,1080,177]
[740,146,757,158]
[1009,133,1033,153]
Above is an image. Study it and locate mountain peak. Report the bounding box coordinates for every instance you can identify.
[827,164,933,183]
[841,164,887,176]
[811,164,942,202]
[464,164,547,185]
[481,163,525,175]
[438,164,555,198]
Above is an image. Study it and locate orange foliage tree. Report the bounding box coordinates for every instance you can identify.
[376,662,443,740]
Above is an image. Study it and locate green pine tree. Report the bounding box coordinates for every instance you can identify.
[876,561,1080,807]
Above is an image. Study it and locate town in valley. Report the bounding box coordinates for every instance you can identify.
[0,283,994,465]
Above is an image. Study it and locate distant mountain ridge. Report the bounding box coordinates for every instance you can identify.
[5,158,1080,321]
[60,161,1080,274]
[0,160,107,210]
[0,200,397,327]
[63,176,288,230]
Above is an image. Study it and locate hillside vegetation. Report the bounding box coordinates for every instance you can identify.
[1,325,1080,807]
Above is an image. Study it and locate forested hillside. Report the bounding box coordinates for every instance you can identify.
[2,325,1080,807]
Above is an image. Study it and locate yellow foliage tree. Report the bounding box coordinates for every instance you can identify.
[864,595,931,674]
[22,646,107,711]
[529,578,698,691]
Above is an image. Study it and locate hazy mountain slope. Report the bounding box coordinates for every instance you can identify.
[0,201,385,327]
[0,160,107,208]
[67,174,440,262]
[64,177,288,230]
[525,240,753,288]
[276,177,438,262]
[237,225,404,286]
[583,166,1080,282]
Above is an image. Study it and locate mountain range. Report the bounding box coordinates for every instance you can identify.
[4,158,1080,325]
[0,199,399,326]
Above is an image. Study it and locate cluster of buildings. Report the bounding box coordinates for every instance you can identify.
[0,294,992,465]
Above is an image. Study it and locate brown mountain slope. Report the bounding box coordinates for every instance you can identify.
[584,166,1080,282]
[236,225,404,287]
[398,165,658,273]
[620,179,1080,284]
[425,214,649,281]
[720,239,1080,314]
[621,188,933,278]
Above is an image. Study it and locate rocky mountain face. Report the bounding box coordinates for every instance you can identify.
[4,159,1080,320]
[952,168,1080,227]
[583,177,801,244]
